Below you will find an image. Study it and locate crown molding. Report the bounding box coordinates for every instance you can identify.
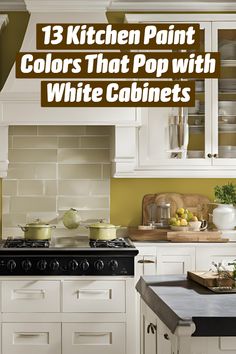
[109,1,236,12]
[25,0,111,12]
[0,0,26,11]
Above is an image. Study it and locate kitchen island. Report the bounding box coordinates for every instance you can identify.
[136,275,236,354]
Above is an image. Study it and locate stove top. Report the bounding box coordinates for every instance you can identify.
[0,237,138,276]
[2,237,134,249]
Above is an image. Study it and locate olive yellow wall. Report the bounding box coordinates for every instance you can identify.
[1,12,236,231]
[110,178,236,226]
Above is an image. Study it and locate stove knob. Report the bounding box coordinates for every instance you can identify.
[50,259,60,271]
[94,259,104,271]
[37,259,47,271]
[80,259,89,271]
[7,259,16,271]
[21,259,32,271]
[109,259,119,271]
[68,259,78,271]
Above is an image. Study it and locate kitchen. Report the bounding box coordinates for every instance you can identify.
[1,1,236,354]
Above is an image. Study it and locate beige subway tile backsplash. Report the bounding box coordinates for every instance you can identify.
[9,149,57,163]
[7,163,57,179]
[12,126,37,135]
[80,136,110,148]
[18,180,44,195]
[2,180,18,196]
[3,125,111,235]
[11,197,57,213]
[58,137,79,148]
[58,180,109,196]
[58,164,102,180]
[58,196,109,210]
[38,126,86,136]
[13,137,58,149]
[58,149,110,164]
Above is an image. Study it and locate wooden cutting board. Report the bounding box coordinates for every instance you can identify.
[128,228,168,241]
[187,271,233,287]
[166,230,228,242]
[142,193,210,225]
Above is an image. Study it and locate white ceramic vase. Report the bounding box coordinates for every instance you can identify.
[213,204,236,230]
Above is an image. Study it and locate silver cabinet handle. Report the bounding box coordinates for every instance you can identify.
[138,260,155,264]
[14,289,46,294]
[76,332,109,337]
[78,289,109,294]
[17,333,43,337]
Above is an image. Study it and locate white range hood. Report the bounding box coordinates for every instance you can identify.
[0,0,139,178]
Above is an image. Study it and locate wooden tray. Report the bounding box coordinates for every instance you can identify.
[128,228,168,241]
[187,271,233,288]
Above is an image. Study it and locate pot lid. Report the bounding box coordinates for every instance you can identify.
[26,219,51,228]
[89,220,116,229]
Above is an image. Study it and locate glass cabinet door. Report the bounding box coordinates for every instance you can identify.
[138,22,212,168]
[212,23,236,166]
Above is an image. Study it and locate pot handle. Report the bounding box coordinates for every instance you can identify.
[18,225,29,232]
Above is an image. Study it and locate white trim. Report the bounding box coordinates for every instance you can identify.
[25,0,111,12]
[0,15,8,31]
[113,169,236,178]
[0,1,26,11]
[125,14,236,23]
[111,1,236,12]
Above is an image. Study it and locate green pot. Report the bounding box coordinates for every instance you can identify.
[88,220,120,240]
[19,219,56,240]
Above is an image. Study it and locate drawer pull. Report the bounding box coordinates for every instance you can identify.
[77,289,111,300]
[147,323,157,334]
[17,333,42,337]
[14,289,46,295]
[164,333,169,340]
[138,260,155,264]
[78,289,109,294]
[76,332,109,337]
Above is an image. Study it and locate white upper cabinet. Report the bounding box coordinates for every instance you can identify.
[113,14,236,177]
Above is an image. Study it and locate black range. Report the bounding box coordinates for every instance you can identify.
[0,238,138,276]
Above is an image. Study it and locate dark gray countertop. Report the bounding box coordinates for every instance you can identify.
[136,275,236,336]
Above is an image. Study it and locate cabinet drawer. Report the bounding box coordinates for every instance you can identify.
[2,280,60,312]
[2,323,61,354]
[62,323,125,354]
[63,280,125,312]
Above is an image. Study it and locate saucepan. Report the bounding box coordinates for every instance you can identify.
[87,220,120,240]
[19,219,56,240]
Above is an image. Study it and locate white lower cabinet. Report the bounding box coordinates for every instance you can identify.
[62,280,125,313]
[196,247,236,270]
[0,278,130,354]
[141,300,172,354]
[62,323,125,354]
[2,323,61,354]
[2,280,60,313]
[156,247,195,275]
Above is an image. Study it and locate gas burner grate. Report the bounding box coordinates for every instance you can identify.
[89,238,132,248]
[3,238,50,248]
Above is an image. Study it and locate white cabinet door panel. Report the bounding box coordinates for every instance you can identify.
[2,281,60,313]
[2,323,61,354]
[63,280,125,312]
[196,247,236,270]
[156,247,195,275]
[62,323,125,354]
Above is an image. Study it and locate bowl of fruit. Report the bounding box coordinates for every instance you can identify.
[169,208,195,231]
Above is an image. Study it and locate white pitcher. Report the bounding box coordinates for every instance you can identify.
[213,204,236,230]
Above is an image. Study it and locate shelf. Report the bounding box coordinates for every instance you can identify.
[221,60,236,67]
